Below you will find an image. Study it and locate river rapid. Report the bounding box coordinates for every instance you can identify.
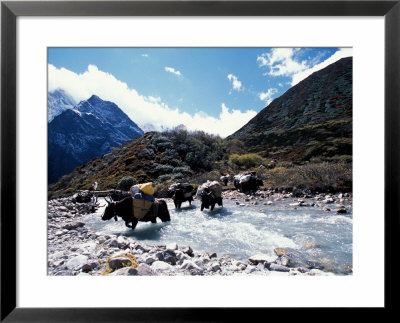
[85,190,352,275]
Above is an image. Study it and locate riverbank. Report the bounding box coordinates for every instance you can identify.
[48,189,352,276]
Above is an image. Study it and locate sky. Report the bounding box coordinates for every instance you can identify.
[48,47,352,137]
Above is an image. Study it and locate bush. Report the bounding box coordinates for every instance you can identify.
[259,162,352,192]
[229,153,265,170]
[158,174,172,182]
[117,176,136,190]
[154,164,174,175]
[173,166,191,174]
[172,172,184,180]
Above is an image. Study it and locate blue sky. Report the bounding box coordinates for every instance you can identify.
[48,47,352,137]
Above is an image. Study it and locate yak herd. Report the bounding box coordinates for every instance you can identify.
[101,172,263,230]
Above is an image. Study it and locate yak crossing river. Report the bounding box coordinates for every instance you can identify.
[85,192,353,275]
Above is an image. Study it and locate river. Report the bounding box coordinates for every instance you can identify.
[85,195,352,275]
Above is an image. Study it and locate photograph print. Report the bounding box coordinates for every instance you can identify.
[47,47,353,277]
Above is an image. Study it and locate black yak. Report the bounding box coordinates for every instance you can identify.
[197,181,223,211]
[101,196,170,230]
[167,183,194,209]
[234,172,263,194]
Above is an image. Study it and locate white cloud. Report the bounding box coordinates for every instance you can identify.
[227,74,243,92]
[48,64,256,138]
[165,66,182,77]
[141,54,149,58]
[258,88,278,105]
[291,48,353,86]
[257,48,308,77]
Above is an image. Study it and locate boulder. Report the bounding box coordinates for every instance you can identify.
[145,256,157,265]
[162,249,177,265]
[209,262,221,272]
[152,261,174,272]
[180,260,203,272]
[248,254,277,265]
[279,255,291,267]
[108,257,133,270]
[336,206,348,214]
[136,263,156,276]
[63,221,85,230]
[269,264,290,272]
[65,255,89,270]
[109,267,138,276]
[181,246,194,257]
[81,264,92,273]
[274,248,290,257]
[166,242,178,251]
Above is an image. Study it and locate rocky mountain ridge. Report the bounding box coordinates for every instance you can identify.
[48,95,144,184]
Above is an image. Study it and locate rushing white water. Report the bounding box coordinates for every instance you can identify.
[85,196,352,274]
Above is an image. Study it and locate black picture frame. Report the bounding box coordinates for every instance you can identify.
[1,0,398,321]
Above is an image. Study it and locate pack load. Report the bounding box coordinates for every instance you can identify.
[130,184,140,195]
[197,180,222,198]
[233,171,262,193]
[131,182,155,202]
[139,182,154,196]
[132,198,154,219]
[239,171,256,183]
[239,174,252,184]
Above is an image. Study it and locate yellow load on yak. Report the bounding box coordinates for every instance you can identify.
[139,182,154,196]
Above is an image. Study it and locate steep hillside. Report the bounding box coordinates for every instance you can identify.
[48,129,230,198]
[229,57,352,162]
[48,95,144,184]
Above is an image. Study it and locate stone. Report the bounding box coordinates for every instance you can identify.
[180,260,203,272]
[109,267,138,276]
[274,248,289,257]
[209,262,221,272]
[248,254,277,265]
[152,261,174,272]
[137,263,156,276]
[108,257,132,270]
[166,242,178,251]
[145,256,157,265]
[162,249,177,265]
[89,261,100,270]
[117,236,129,249]
[65,255,89,270]
[279,256,291,267]
[269,264,290,272]
[81,264,92,273]
[182,246,194,257]
[107,238,119,248]
[336,207,348,214]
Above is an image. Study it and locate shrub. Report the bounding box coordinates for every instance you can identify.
[158,174,172,182]
[173,166,191,175]
[154,164,174,175]
[172,172,184,180]
[117,176,136,190]
[229,153,265,170]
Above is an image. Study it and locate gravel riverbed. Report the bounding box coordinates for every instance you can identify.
[48,189,351,276]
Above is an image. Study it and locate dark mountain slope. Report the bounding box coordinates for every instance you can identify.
[228,57,352,162]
